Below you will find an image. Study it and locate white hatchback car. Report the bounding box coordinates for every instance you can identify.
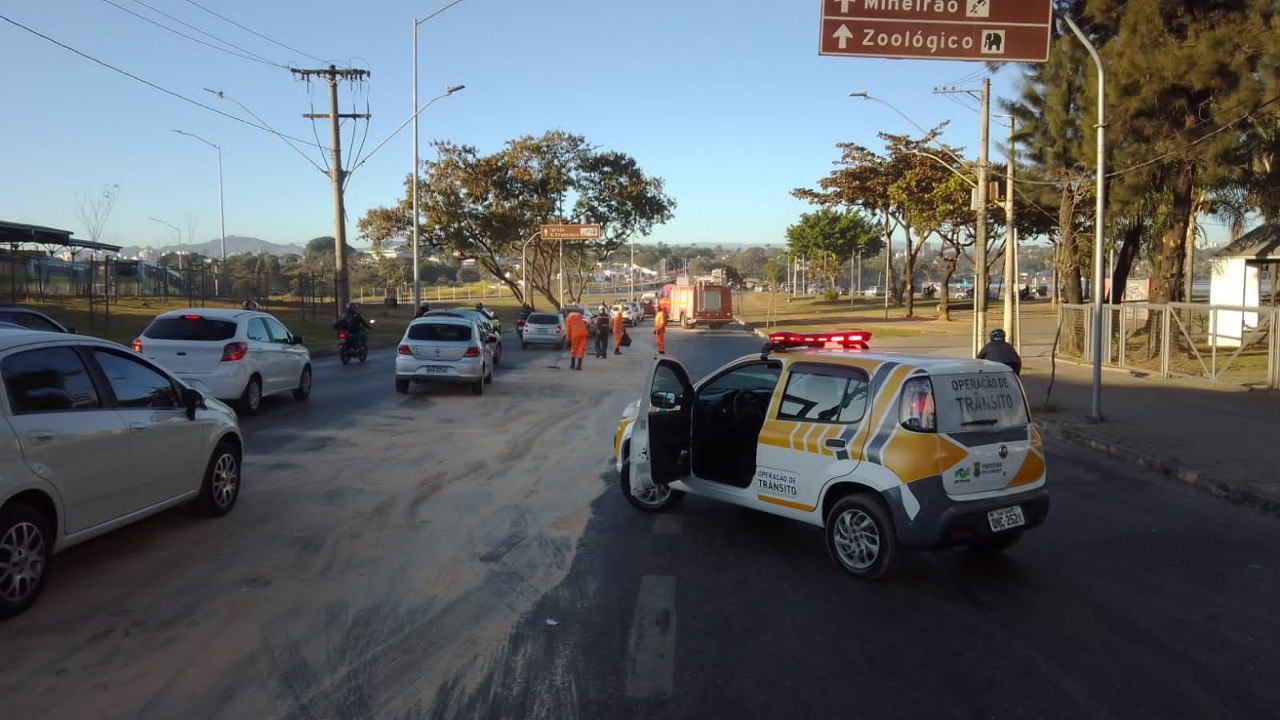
[395,316,493,396]
[134,308,312,414]
[0,329,242,618]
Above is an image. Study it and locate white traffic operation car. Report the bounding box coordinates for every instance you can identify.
[614,330,1049,580]
[133,308,312,414]
[0,329,242,618]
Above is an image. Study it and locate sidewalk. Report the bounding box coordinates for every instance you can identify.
[743,306,1280,516]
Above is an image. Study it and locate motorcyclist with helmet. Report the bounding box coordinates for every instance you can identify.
[977,328,1022,375]
[334,302,371,353]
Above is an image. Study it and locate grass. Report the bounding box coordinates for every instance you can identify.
[15,295,530,359]
[734,292,974,338]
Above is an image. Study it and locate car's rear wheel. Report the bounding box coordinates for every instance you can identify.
[196,440,241,517]
[238,376,262,415]
[471,377,483,395]
[292,366,312,401]
[0,503,52,619]
[825,495,898,581]
[619,456,683,512]
[394,378,409,393]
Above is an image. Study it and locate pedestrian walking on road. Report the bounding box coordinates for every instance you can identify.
[593,308,611,358]
[977,328,1022,375]
[612,306,625,355]
[565,309,589,370]
[653,307,667,354]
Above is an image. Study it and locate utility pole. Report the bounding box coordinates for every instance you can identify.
[293,65,370,316]
[976,77,990,356]
[1004,115,1016,344]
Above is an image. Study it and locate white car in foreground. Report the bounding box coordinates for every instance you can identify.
[0,329,242,618]
[133,308,312,414]
[395,316,493,396]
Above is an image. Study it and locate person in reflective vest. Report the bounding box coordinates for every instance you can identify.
[653,307,667,355]
[594,308,611,358]
[612,306,625,355]
[565,310,589,370]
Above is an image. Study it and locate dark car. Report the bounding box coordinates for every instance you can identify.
[0,307,74,333]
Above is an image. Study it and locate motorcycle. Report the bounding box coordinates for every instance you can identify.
[337,319,374,365]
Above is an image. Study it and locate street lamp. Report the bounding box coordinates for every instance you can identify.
[148,217,181,261]
[171,130,226,265]
[413,1,470,309]
[520,230,541,306]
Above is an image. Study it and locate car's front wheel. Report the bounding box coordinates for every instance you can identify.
[292,366,312,401]
[196,440,241,517]
[0,503,52,619]
[619,456,683,512]
[825,494,898,581]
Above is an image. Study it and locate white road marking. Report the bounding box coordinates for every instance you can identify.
[625,575,677,698]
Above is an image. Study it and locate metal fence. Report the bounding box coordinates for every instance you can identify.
[1056,303,1280,390]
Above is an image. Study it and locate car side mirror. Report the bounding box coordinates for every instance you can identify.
[291,335,304,345]
[182,387,204,420]
[651,390,679,410]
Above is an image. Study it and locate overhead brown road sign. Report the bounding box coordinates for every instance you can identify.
[541,224,602,240]
[820,0,1052,63]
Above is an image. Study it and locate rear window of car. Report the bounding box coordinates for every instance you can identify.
[408,322,472,342]
[143,316,238,341]
[528,313,560,324]
[932,372,1028,432]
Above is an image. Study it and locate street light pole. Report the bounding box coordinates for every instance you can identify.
[172,130,226,292]
[1063,13,1108,422]
[520,231,541,305]
[412,1,468,309]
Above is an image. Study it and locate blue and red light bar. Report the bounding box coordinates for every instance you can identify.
[768,330,871,350]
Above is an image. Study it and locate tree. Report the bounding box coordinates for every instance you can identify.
[73,183,119,244]
[785,208,881,291]
[360,130,675,308]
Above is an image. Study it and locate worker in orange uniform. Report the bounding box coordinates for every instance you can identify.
[612,305,626,355]
[565,309,589,370]
[653,306,667,355]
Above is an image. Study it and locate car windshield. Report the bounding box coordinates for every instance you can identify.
[407,322,472,342]
[143,316,237,341]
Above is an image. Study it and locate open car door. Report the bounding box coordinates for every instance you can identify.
[630,357,696,494]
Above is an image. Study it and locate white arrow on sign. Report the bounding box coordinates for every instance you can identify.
[837,0,855,13]
[833,24,853,49]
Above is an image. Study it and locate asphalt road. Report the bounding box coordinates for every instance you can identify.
[2,322,1277,719]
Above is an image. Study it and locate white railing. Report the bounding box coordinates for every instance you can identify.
[1056,303,1280,390]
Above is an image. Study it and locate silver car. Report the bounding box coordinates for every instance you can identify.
[0,329,242,618]
[520,312,567,349]
[422,309,503,367]
[395,316,493,396]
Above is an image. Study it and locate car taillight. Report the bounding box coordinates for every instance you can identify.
[221,342,248,362]
[556,326,563,334]
[131,339,142,353]
[398,344,412,355]
[338,332,347,339]
[463,346,481,358]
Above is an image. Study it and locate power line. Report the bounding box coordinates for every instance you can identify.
[180,0,325,64]
[0,13,324,149]
[123,0,284,67]
[100,0,284,68]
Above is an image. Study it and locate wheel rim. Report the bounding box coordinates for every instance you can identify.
[0,521,45,603]
[248,381,261,410]
[632,483,672,507]
[211,452,239,509]
[833,508,880,570]
[300,369,312,395]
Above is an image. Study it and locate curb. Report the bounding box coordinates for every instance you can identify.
[1033,418,1280,517]
[744,323,1280,518]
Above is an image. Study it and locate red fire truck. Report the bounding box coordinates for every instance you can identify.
[660,282,734,329]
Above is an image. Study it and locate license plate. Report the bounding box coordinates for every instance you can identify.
[987,506,1025,532]
[421,365,448,375]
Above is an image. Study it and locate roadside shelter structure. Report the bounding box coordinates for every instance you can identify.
[1209,224,1279,347]
[0,220,122,319]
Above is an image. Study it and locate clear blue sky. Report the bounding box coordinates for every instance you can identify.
[3,0,1024,251]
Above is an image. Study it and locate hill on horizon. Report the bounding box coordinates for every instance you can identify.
[119,236,308,259]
